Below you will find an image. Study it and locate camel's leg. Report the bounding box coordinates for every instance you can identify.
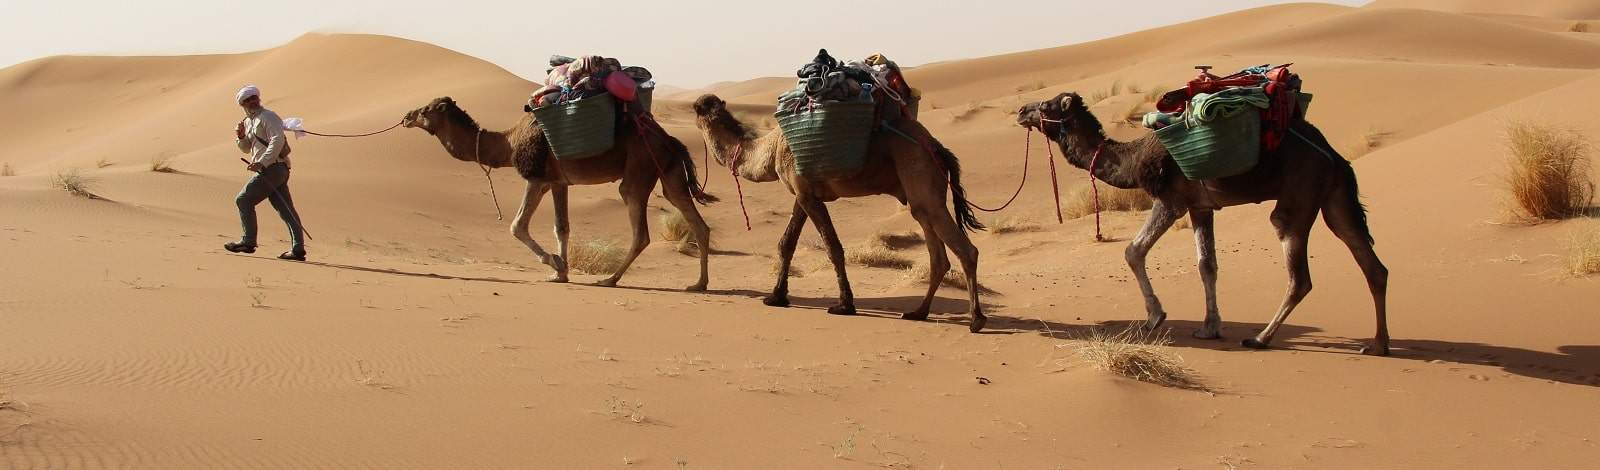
[798,197,855,316]
[1128,200,1184,330]
[903,214,947,322]
[766,201,808,307]
[510,181,563,277]
[549,185,571,283]
[1243,204,1319,350]
[597,175,655,288]
[1322,190,1390,356]
[1191,209,1223,339]
[661,166,711,292]
[918,203,985,332]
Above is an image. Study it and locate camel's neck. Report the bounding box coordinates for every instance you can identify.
[1057,117,1143,190]
[698,111,780,182]
[433,117,515,168]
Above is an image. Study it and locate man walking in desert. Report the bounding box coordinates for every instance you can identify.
[224,85,308,261]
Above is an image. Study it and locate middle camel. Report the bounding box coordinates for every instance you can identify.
[692,95,989,332]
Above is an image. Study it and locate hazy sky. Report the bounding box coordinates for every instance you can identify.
[0,0,1365,87]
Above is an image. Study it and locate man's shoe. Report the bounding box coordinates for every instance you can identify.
[278,250,306,262]
[224,242,257,254]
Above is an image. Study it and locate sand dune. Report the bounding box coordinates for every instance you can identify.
[3,3,1599,468]
[1370,0,1600,19]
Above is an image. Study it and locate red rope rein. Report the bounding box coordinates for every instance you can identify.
[729,141,752,231]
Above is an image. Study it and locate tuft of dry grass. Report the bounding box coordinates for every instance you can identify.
[904,262,996,294]
[989,216,1043,234]
[568,239,628,275]
[149,156,179,173]
[1,162,14,177]
[1015,80,1047,93]
[1573,22,1591,33]
[872,230,924,250]
[1063,186,1153,220]
[52,169,99,199]
[658,209,710,256]
[848,243,915,270]
[1569,225,1600,277]
[1504,122,1594,221]
[1342,127,1393,160]
[1073,326,1202,390]
[95,158,114,168]
[1173,216,1193,231]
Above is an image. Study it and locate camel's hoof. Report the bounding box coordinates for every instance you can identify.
[595,278,620,288]
[969,314,988,333]
[901,310,930,321]
[547,255,568,273]
[762,295,790,307]
[1241,337,1271,350]
[1192,329,1223,340]
[547,273,570,283]
[1360,343,1391,357]
[1143,311,1168,331]
[827,304,857,316]
[684,283,708,293]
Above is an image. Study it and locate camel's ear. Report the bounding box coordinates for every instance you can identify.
[1057,93,1078,110]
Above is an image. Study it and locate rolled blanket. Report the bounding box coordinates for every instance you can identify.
[1188,86,1269,125]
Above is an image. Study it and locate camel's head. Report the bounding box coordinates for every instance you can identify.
[1016,92,1085,140]
[691,94,746,167]
[691,94,727,119]
[401,97,461,134]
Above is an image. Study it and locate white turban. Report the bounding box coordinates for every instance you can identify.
[235,85,260,104]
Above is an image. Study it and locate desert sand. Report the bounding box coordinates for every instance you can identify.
[2,1,1599,468]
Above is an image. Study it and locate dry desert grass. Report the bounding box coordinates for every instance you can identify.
[1063,185,1153,220]
[52,169,99,199]
[95,157,113,168]
[1,162,14,177]
[1073,326,1202,390]
[658,209,709,256]
[1569,225,1600,277]
[149,156,179,173]
[568,239,626,275]
[989,216,1043,234]
[1504,122,1594,221]
[903,262,995,294]
[847,243,914,270]
[1573,22,1591,33]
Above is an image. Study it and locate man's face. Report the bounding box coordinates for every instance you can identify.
[239,95,261,110]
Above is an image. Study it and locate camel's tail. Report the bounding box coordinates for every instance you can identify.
[1292,124,1373,246]
[663,131,719,205]
[1339,162,1374,246]
[930,138,985,233]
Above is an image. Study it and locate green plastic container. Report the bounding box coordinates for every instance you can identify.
[1155,108,1262,180]
[533,93,616,160]
[775,99,877,180]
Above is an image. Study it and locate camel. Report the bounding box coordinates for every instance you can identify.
[1017,92,1390,355]
[692,95,990,332]
[401,96,715,291]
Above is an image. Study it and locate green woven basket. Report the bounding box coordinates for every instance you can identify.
[533,93,616,160]
[775,99,877,180]
[1155,108,1262,180]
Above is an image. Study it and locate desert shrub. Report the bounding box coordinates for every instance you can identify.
[1063,186,1153,220]
[1505,122,1593,221]
[847,244,914,270]
[149,156,179,173]
[1073,326,1201,389]
[1569,225,1600,276]
[568,239,627,275]
[989,217,1042,234]
[52,169,99,199]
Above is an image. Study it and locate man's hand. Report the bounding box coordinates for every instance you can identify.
[247,162,263,173]
[235,121,246,140]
